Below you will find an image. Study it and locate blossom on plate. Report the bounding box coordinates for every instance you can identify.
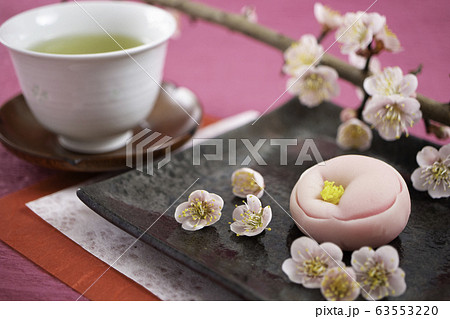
[287,65,339,107]
[282,236,345,288]
[351,246,406,300]
[411,144,450,199]
[336,11,385,54]
[314,3,343,31]
[362,95,422,141]
[231,167,264,198]
[375,24,401,53]
[230,194,271,236]
[337,118,373,151]
[283,34,323,76]
[175,190,224,231]
[321,267,360,301]
[363,66,418,98]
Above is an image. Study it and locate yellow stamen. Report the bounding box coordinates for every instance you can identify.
[320,180,345,205]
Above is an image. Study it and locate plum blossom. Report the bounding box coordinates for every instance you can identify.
[231,167,264,198]
[336,11,385,54]
[283,34,323,76]
[230,194,271,236]
[314,3,343,31]
[321,267,360,301]
[287,65,339,107]
[362,95,422,141]
[411,144,450,199]
[375,24,401,53]
[363,66,418,98]
[282,236,345,288]
[337,118,373,151]
[351,246,406,300]
[240,5,257,23]
[175,190,223,231]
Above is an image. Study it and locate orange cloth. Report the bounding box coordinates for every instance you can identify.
[0,114,219,300]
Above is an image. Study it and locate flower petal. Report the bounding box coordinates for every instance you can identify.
[438,144,450,162]
[261,206,272,228]
[188,190,208,203]
[232,205,246,221]
[388,268,407,297]
[351,246,375,271]
[411,167,429,191]
[174,202,191,223]
[290,236,319,263]
[282,258,305,284]
[427,182,450,199]
[375,245,399,271]
[399,74,418,97]
[416,146,439,167]
[208,193,224,212]
[319,242,344,263]
[246,194,262,213]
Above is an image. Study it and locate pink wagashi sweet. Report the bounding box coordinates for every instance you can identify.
[290,155,411,250]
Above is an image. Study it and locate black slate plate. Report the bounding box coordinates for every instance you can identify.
[77,98,450,300]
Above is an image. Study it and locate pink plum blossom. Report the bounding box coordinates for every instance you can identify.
[411,144,450,199]
[230,194,272,236]
[231,167,264,198]
[282,236,345,288]
[175,190,224,231]
[362,95,422,141]
[351,246,406,300]
[320,267,360,301]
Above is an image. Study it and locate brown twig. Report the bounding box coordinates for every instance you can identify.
[144,0,450,126]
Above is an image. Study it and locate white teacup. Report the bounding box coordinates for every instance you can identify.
[0,1,176,153]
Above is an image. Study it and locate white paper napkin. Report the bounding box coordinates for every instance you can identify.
[26,111,259,301]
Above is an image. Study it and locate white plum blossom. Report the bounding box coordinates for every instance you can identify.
[283,34,324,76]
[230,194,272,236]
[337,118,373,151]
[314,3,343,30]
[375,24,402,53]
[321,267,361,301]
[363,66,418,98]
[175,190,223,231]
[411,144,450,199]
[287,65,339,107]
[231,167,264,198]
[282,236,345,288]
[336,11,385,54]
[351,246,406,300]
[362,95,422,141]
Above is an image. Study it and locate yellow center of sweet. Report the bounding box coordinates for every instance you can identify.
[320,180,345,205]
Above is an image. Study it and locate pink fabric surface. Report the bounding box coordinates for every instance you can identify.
[0,0,449,300]
[1,0,450,145]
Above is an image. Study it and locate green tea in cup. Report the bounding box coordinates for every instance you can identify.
[29,33,144,54]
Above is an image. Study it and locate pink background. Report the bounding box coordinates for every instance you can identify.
[0,0,449,300]
[1,0,450,144]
